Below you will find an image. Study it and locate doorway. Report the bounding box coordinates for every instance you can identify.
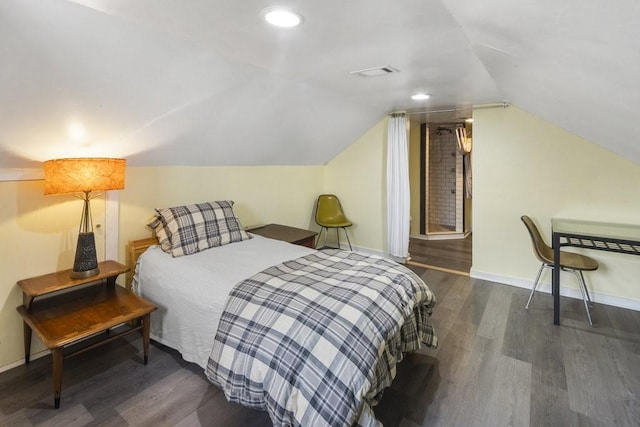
[408,120,472,273]
[418,122,471,239]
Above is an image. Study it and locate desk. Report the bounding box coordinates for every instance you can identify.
[551,218,640,325]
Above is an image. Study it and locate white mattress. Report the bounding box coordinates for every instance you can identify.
[134,234,316,368]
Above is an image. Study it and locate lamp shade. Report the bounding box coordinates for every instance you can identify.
[44,158,126,195]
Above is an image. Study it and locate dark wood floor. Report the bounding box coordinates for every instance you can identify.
[408,234,472,274]
[2,267,640,426]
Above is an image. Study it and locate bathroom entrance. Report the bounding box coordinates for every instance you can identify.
[418,121,472,240]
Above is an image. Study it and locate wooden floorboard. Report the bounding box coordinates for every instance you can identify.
[2,267,640,426]
[409,235,472,274]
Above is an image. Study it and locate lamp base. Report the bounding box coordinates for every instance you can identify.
[70,267,100,279]
[70,232,100,279]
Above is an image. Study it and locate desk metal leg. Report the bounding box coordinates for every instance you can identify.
[553,232,561,325]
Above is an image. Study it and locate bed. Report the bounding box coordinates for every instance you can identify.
[127,201,438,427]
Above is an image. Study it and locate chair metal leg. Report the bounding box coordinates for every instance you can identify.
[324,227,330,249]
[317,226,352,251]
[526,263,546,309]
[575,271,593,326]
[319,227,328,249]
[578,271,593,306]
[342,227,353,251]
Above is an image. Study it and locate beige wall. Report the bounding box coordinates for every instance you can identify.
[5,107,640,371]
[119,165,324,248]
[0,165,323,370]
[472,105,640,302]
[0,180,107,368]
[324,117,388,252]
[409,119,422,236]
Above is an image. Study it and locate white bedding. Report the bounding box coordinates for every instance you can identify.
[134,234,316,368]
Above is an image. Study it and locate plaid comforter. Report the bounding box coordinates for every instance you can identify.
[205,249,437,426]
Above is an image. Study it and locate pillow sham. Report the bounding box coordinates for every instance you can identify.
[146,215,172,252]
[150,200,251,257]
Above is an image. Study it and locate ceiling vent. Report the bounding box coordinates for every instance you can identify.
[350,66,399,77]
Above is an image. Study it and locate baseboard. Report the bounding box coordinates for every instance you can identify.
[470,268,640,312]
[331,244,412,264]
[410,233,430,241]
[0,349,49,374]
[349,245,397,260]
[410,232,470,241]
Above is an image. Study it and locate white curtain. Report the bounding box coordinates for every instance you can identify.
[387,114,410,259]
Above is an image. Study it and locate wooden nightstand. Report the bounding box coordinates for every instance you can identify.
[16,260,157,409]
[247,224,318,248]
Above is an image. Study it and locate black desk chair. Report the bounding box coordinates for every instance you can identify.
[521,215,598,325]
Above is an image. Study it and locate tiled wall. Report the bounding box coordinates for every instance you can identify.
[428,126,464,232]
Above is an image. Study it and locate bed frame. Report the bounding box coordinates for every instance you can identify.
[125,237,159,290]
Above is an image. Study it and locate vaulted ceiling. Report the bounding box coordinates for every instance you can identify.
[1,0,638,169]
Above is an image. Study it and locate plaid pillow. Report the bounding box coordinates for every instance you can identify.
[146,216,172,252]
[151,201,251,257]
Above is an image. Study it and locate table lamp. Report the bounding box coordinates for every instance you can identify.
[44,158,126,279]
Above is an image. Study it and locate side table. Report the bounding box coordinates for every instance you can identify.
[247,224,318,248]
[16,260,157,408]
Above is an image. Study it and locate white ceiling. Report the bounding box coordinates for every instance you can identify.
[1,0,638,168]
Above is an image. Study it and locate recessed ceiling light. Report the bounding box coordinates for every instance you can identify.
[411,93,431,101]
[262,7,303,27]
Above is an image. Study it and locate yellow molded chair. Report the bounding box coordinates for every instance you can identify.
[521,215,598,325]
[315,194,353,251]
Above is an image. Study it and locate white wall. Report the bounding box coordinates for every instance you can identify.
[472,106,640,306]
